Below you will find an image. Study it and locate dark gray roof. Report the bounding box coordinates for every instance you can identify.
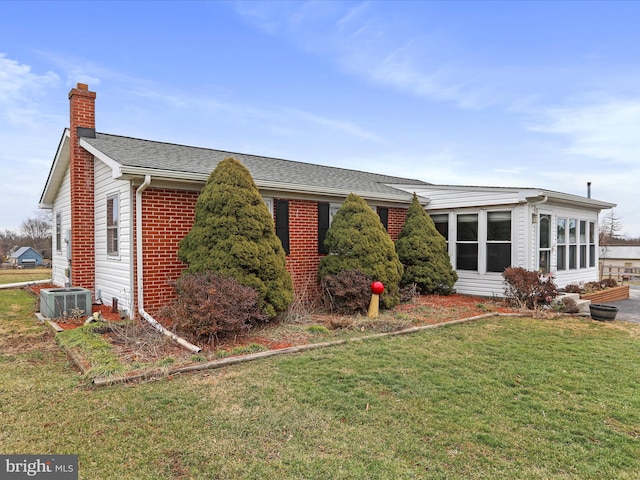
[83,133,430,199]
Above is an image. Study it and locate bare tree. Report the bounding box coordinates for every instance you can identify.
[599,209,624,279]
[20,211,52,259]
[0,229,21,262]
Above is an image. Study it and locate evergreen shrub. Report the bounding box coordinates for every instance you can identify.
[395,193,458,295]
[318,193,403,309]
[178,157,293,318]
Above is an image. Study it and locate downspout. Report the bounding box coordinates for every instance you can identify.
[531,195,548,209]
[136,175,201,353]
[530,196,549,271]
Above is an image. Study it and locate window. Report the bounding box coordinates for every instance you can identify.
[569,218,577,269]
[378,207,389,231]
[456,214,478,271]
[487,211,511,272]
[539,214,551,274]
[589,221,596,267]
[55,213,62,252]
[318,203,330,254]
[106,194,119,256]
[579,220,587,268]
[318,203,342,254]
[431,214,449,242]
[557,218,566,270]
[275,200,290,255]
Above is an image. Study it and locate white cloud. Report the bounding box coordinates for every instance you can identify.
[0,53,60,125]
[282,107,383,143]
[529,97,640,164]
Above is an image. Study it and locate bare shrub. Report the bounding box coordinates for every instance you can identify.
[561,297,580,314]
[564,283,583,294]
[399,283,420,303]
[162,272,267,344]
[583,281,602,293]
[503,267,558,309]
[321,270,372,315]
[284,278,322,324]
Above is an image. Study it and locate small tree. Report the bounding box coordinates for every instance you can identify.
[599,209,624,279]
[178,157,293,318]
[318,193,403,309]
[396,194,458,294]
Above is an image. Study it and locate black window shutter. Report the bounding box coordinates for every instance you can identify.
[275,200,290,255]
[318,203,329,254]
[378,207,389,231]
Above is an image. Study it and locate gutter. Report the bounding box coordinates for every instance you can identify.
[136,175,201,353]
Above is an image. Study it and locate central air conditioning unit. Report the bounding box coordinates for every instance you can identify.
[39,287,92,319]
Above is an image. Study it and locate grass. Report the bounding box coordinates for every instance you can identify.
[0,268,52,285]
[1,288,639,479]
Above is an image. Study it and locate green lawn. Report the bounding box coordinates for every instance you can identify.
[1,288,639,479]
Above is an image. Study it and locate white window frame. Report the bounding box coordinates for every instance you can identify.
[106,193,119,258]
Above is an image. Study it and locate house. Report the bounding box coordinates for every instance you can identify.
[599,245,640,281]
[39,84,615,321]
[9,246,43,268]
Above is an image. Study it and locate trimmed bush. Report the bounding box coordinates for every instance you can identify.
[396,193,458,295]
[503,267,558,309]
[321,269,372,315]
[178,157,293,318]
[318,193,403,309]
[164,272,267,343]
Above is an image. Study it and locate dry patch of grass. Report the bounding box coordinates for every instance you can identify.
[0,268,52,285]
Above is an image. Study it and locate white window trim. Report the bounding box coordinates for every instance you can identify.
[106,193,120,259]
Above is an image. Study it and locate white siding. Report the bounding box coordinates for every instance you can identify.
[51,168,71,287]
[94,159,133,317]
[421,194,603,297]
[414,186,523,210]
[545,205,600,289]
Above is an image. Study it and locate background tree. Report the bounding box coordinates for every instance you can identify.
[396,193,457,294]
[599,209,624,278]
[318,193,403,309]
[178,157,293,318]
[20,211,52,259]
[0,229,20,261]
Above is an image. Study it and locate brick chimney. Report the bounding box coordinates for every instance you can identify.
[68,83,96,290]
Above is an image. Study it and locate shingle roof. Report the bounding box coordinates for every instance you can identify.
[82,133,431,200]
[9,247,39,259]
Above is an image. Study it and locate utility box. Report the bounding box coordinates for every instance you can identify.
[40,287,92,319]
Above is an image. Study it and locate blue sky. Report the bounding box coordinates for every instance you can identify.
[1,1,639,237]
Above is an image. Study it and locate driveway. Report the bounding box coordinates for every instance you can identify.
[606,285,640,324]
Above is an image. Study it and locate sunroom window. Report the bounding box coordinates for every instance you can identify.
[456,214,478,271]
[487,211,511,272]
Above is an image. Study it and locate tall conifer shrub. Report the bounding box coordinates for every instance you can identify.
[178,157,293,318]
[318,193,403,308]
[395,193,458,295]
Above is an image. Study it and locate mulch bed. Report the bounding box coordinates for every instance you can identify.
[27,284,520,372]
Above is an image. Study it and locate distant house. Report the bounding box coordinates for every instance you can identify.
[39,84,616,321]
[9,247,43,268]
[600,245,640,281]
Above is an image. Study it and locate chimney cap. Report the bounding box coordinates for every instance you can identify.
[76,83,89,91]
